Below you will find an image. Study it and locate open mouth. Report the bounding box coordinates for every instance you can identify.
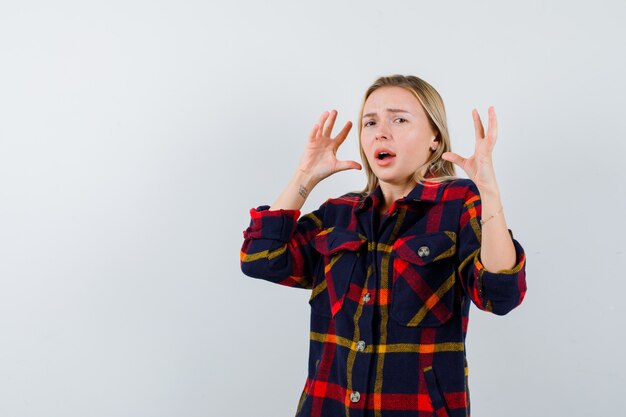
[377,151,396,160]
[374,149,397,167]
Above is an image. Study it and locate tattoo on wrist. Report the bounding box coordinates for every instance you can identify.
[298,184,308,199]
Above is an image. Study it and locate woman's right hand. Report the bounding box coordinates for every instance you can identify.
[298,110,362,185]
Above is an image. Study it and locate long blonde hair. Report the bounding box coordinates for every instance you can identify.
[358,75,457,194]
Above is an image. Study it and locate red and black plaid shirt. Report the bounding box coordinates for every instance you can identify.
[240,178,527,417]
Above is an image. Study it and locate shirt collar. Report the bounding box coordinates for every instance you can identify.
[354,180,447,213]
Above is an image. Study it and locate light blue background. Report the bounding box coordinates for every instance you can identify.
[0,1,624,416]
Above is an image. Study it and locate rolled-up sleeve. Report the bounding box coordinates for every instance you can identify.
[457,182,527,315]
[243,206,302,242]
[240,203,326,289]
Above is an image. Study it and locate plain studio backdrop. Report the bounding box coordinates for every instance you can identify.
[0,1,624,416]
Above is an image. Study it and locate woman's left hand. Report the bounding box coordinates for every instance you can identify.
[441,106,501,194]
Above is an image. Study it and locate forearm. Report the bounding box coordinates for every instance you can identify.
[269,169,319,211]
[478,187,517,272]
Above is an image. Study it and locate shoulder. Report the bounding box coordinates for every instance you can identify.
[441,178,480,199]
[314,191,367,220]
[441,177,474,189]
[304,191,365,215]
[326,190,367,207]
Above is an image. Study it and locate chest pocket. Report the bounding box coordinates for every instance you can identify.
[390,231,457,327]
[309,227,367,318]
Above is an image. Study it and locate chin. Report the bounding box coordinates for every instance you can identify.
[375,173,403,184]
[376,171,418,185]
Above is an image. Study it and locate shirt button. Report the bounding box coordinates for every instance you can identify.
[350,391,361,403]
[362,293,371,303]
[417,246,430,257]
[356,341,366,352]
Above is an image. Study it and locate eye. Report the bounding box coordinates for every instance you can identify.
[394,117,407,124]
[364,120,375,127]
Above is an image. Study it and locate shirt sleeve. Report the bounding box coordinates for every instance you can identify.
[239,202,326,289]
[456,181,527,315]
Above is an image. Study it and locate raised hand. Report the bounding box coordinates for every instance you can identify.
[441,106,500,194]
[298,110,362,185]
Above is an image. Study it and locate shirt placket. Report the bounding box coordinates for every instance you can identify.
[349,205,401,416]
[346,246,374,416]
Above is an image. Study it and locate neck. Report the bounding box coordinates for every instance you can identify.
[378,179,418,213]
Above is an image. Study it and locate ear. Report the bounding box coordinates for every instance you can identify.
[430,136,439,151]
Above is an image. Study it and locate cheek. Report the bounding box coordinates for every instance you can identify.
[359,135,370,153]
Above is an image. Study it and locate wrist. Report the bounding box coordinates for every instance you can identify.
[478,185,504,224]
[480,205,504,226]
[294,168,319,191]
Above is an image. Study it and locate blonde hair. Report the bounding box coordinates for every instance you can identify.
[358,75,457,194]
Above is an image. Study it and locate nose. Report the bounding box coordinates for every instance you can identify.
[375,122,390,141]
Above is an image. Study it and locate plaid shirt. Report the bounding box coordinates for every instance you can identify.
[240,178,527,417]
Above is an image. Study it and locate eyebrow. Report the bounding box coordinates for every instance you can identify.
[362,109,411,119]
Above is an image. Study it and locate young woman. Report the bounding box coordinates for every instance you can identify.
[240,75,527,417]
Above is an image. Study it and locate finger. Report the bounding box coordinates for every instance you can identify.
[472,109,485,140]
[322,109,338,137]
[335,160,362,172]
[316,111,330,137]
[333,121,353,147]
[486,106,498,146]
[308,123,320,142]
[441,151,466,167]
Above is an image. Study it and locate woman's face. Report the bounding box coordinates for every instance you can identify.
[360,86,438,188]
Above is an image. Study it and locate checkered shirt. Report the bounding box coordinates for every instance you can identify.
[240,178,527,417]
